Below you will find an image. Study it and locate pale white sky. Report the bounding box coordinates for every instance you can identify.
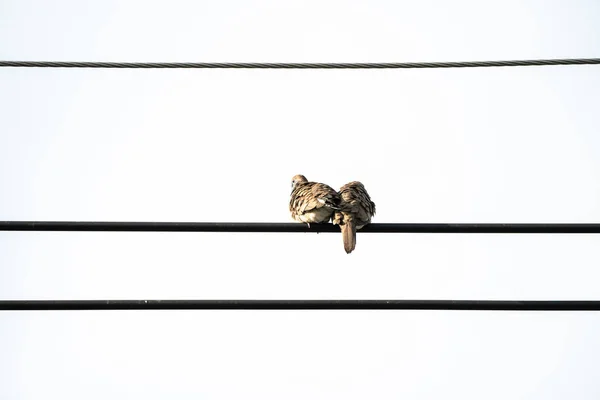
[1,1,600,398]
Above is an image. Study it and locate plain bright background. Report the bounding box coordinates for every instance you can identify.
[1,1,600,398]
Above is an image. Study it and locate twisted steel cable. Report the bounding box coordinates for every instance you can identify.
[1,58,599,69]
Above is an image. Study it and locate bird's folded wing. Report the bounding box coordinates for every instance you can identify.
[291,183,339,214]
[339,182,376,222]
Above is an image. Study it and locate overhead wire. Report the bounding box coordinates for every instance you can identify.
[1,58,599,69]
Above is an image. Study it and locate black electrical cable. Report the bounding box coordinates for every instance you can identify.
[1,221,600,233]
[1,299,599,311]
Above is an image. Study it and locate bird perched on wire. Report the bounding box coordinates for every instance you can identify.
[289,174,340,228]
[333,181,376,253]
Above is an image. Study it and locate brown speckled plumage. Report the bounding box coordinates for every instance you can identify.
[332,181,376,253]
[289,174,340,226]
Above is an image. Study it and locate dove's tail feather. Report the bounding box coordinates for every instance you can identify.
[341,219,356,254]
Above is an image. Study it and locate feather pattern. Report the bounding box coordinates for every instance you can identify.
[289,174,340,225]
[333,181,376,253]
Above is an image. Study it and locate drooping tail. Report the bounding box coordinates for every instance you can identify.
[340,217,356,254]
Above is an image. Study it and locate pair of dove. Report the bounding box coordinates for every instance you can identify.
[289,174,376,254]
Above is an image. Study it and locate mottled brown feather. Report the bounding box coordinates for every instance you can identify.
[333,181,376,253]
[289,175,340,224]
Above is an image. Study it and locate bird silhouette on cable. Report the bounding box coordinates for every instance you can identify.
[289,174,340,228]
[332,181,376,253]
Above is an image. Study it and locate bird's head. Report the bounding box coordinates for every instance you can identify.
[291,174,308,190]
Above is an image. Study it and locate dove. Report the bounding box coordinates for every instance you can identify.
[289,174,340,227]
[333,181,376,253]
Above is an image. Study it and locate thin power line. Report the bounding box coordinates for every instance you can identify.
[1,300,599,311]
[1,221,600,233]
[1,58,599,69]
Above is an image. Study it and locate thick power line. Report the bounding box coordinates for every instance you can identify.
[1,299,599,311]
[2,221,600,233]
